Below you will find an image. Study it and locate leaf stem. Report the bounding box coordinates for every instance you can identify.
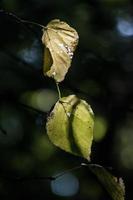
[56,82,62,99]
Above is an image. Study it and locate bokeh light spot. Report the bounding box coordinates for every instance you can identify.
[51,173,79,197]
[114,118,133,169]
[117,17,133,37]
[94,116,108,142]
[18,40,42,68]
[21,89,58,112]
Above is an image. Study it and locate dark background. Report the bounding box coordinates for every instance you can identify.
[0,0,133,199]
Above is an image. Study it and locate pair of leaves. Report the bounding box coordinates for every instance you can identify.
[42,21,94,160]
[42,19,79,82]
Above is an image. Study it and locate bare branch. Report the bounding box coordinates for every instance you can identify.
[19,102,47,116]
[0,163,85,183]
[0,174,55,182]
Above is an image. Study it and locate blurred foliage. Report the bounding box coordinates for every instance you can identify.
[93,115,108,142]
[0,0,133,199]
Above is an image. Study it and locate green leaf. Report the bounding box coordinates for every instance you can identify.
[46,95,94,160]
[42,19,79,82]
[88,164,125,200]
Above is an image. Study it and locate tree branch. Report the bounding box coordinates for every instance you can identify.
[0,163,87,183]
[19,102,47,117]
[0,10,42,41]
[0,174,55,182]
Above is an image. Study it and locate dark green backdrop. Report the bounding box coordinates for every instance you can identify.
[0,0,133,199]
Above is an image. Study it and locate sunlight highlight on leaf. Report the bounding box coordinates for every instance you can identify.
[42,19,79,82]
[46,95,94,160]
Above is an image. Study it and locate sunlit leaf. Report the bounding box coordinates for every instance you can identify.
[46,95,94,160]
[42,19,79,82]
[88,164,125,200]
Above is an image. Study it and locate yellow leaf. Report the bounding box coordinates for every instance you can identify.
[42,19,79,82]
[46,95,94,160]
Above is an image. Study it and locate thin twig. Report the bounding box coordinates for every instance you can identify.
[0,10,43,41]
[19,102,47,116]
[0,174,55,182]
[0,163,86,183]
[0,10,45,29]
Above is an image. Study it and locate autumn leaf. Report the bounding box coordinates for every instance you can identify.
[42,19,79,82]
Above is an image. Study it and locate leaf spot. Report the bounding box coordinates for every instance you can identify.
[67,112,71,117]
[52,71,56,76]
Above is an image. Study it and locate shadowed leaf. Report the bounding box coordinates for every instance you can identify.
[42,19,79,82]
[88,164,125,200]
[46,95,94,160]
